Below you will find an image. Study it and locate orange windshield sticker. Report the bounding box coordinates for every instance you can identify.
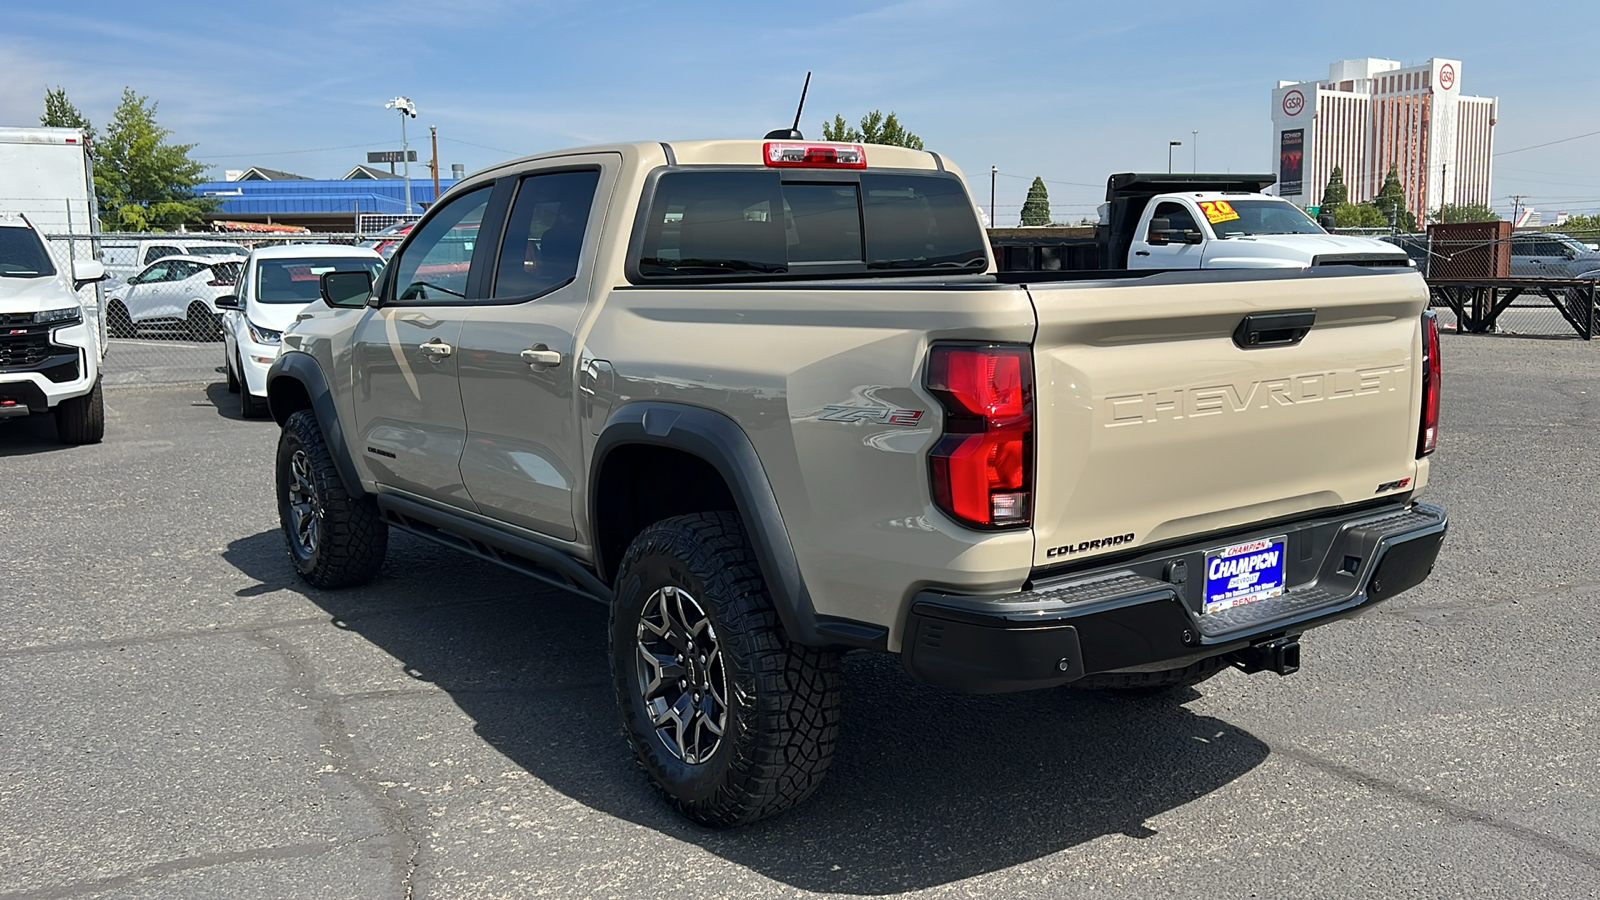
[1198,200,1241,224]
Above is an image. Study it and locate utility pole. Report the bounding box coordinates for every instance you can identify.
[1191,130,1198,172]
[1168,141,1182,174]
[990,166,997,227]
[430,126,440,200]
[1510,194,1527,226]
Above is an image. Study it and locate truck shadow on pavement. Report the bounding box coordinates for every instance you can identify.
[226,528,1271,895]
[0,409,69,456]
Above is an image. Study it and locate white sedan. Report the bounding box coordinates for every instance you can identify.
[220,244,384,418]
[105,255,244,340]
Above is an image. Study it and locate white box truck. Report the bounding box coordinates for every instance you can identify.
[0,126,110,442]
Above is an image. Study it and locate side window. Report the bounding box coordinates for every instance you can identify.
[171,261,203,280]
[1149,202,1198,237]
[390,186,493,302]
[138,262,173,283]
[491,169,601,299]
[145,245,182,264]
[235,260,252,301]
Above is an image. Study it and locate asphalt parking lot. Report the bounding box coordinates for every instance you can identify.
[4,336,1599,899]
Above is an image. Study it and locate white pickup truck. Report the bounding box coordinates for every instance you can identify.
[1124,189,1413,270]
[997,174,1414,275]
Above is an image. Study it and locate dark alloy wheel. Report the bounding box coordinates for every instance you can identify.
[635,584,730,765]
[610,511,842,827]
[276,409,387,588]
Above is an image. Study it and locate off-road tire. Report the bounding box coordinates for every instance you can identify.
[610,511,842,827]
[276,409,387,588]
[238,352,267,418]
[1069,654,1230,696]
[107,301,133,338]
[53,378,105,444]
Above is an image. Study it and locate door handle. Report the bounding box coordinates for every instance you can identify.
[520,346,562,368]
[1134,250,1151,256]
[1233,310,1317,349]
[418,338,454,360]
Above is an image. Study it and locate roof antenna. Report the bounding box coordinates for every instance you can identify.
[764,71,811,140]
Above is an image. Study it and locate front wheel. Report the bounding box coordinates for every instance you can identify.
[54,378,105,444]
[237,352,267,418]
[610,511,842,827]
[276,409,387,588]
[107,301,133,338]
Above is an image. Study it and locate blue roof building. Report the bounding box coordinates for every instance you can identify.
[195,172,460,231]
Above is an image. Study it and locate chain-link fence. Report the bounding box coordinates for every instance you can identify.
[39,231,383,387]
[1330,225,1600,338]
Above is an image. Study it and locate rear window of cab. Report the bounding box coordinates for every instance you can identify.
[632,170,988,282]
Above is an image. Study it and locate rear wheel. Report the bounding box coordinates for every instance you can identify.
[276,409,387,588]
[610,511,842,827]
[186,302,221,341]
[54,378,105,445]
[1068,655,1230,696]
[107,301,133,338]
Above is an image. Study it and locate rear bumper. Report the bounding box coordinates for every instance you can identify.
[903,501,1446,693]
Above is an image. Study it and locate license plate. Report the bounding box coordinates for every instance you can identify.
[1204,536,1287,614]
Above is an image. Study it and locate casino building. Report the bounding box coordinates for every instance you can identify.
[1270,58,1497,224]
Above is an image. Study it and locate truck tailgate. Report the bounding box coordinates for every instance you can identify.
[1026,269,1430,569]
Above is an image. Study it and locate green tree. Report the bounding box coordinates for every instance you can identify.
[1433,203,1499,224]
[1370,164,1417,231]
[1333,203,1388,229]
[40,86,96,148]
[1557,214,1600,236]
[94,88,214,231]
[820,110,924,149]
[1019,177,1051,226]
[1320,165,1348,215]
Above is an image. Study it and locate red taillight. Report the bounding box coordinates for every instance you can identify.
[927,345,1033,528]
[1418,311,1441,457]
[763,141,868,169]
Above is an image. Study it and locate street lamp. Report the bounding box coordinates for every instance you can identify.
[386,96,418,214]
[1191,130,1198,172]
[1168,141,1182,174]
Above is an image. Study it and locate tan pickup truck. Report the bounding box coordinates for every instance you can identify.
[265,137,1447,826]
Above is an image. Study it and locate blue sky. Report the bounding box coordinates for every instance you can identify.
[3,0,1596,223]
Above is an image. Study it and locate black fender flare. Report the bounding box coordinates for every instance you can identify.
[266,351,367,499]
[591,401,885,650]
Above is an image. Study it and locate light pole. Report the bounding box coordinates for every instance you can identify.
[1168,141,1182,174]
[1191,130,1198,172]
[386,96,418,214]
[990,165,997,227]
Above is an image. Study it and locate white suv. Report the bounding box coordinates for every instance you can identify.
[0,217,109,443]
[106,255,244,340]
[220,244,383,417]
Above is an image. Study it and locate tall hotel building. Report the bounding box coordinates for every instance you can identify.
[1271,58,1497,223]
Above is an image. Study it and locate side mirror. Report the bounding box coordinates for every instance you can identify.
[320,270,374,309]
[72,259,107,290]
[214,295,240,310]
[1318,213,1336,230]
[1147,216,1172,245]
